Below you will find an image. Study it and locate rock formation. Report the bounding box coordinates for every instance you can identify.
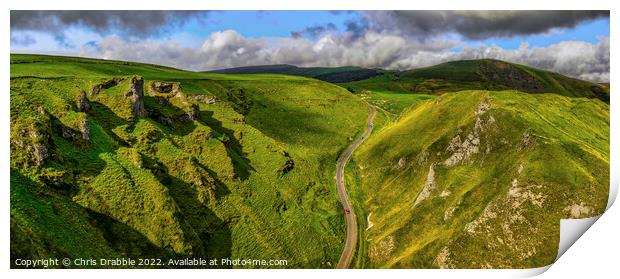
[187,104,200,121]
[151,81,174,93]
[126,77,147,118]
[76,91,91,112]
[80,118,90,140]
[195,95,217,104]
[89,78,123,96]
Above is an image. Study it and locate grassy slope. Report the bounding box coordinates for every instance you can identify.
[343,59,609,102]
[353,90,609,268]
[10,54,611,269]
[10,54,369,268]
[209,64,382,83]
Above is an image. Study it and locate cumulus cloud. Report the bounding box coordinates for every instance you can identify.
[10,11,208,38]
[80,30,436,70]
[77,30,609,82]
[360,11,609,40]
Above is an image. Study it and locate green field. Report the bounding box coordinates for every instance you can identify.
[10,54,610,269]
[10,54,369,268]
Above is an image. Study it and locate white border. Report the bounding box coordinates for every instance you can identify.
[3,1,617,278]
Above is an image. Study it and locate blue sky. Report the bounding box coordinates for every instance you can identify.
[186,11,358,39]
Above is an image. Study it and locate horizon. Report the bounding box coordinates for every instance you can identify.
[10,53,606,85]
[10,10,610,82]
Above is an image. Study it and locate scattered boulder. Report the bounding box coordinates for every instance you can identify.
[195,95,217,104]
[518,130,535,150]
[31,132,50,167]
[126,76,147,118]
[413,163,436,206]
[186,104,200,121]
[11,113,53,167]
[278,151,295,177]
[89,78,123,96]
[61,127,77,140]
[278,158,295,177]
[36,106,46,115]
[444,132,480,167]
[564,203,594,218]
[151,81,174,93]
[76,91,91,112]
[80,118,90,140]
[475,101,490,116]
[233,117,245,124]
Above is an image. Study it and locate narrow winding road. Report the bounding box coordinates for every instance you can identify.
[336,104,376,269]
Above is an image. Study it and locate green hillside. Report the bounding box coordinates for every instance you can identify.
[10,54,610,269]
[10,54,370,268]
[209,64,383,83]
[344,59,609,102]
[353,90,609,268]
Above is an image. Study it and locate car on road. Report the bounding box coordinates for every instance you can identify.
[345,208,351,214]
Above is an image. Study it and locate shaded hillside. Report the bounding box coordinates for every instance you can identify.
[209,64,383,83]
[10,54,369,268]
[344,59,609,102]
[353,90,609,268]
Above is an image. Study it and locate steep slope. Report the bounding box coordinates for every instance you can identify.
[209,64,383,83]
[354,90,609,268]
[10,54,369,268]
[344,59,609,102]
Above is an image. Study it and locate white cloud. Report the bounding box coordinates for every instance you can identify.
[78,30,610,82]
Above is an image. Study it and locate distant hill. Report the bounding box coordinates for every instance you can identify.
[344,59,610,102]
[209,64,384,83]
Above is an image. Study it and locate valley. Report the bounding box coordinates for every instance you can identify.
[10,54,610,269]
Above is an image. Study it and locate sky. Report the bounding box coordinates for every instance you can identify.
[10,10,610,82]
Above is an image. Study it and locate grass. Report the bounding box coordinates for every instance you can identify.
[10,53,610,269]
[10,53,369,268]
[353,90,609,268]
[342,59,609,102]
[209,64,382,83]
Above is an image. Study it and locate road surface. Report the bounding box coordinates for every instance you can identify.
[336,104,376,269]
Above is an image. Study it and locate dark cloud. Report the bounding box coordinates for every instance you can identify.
[342,17,370,42]
[362,10,609,39]
[345,18,368,34]
[10,10,208,37]
[291,23,337,38]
